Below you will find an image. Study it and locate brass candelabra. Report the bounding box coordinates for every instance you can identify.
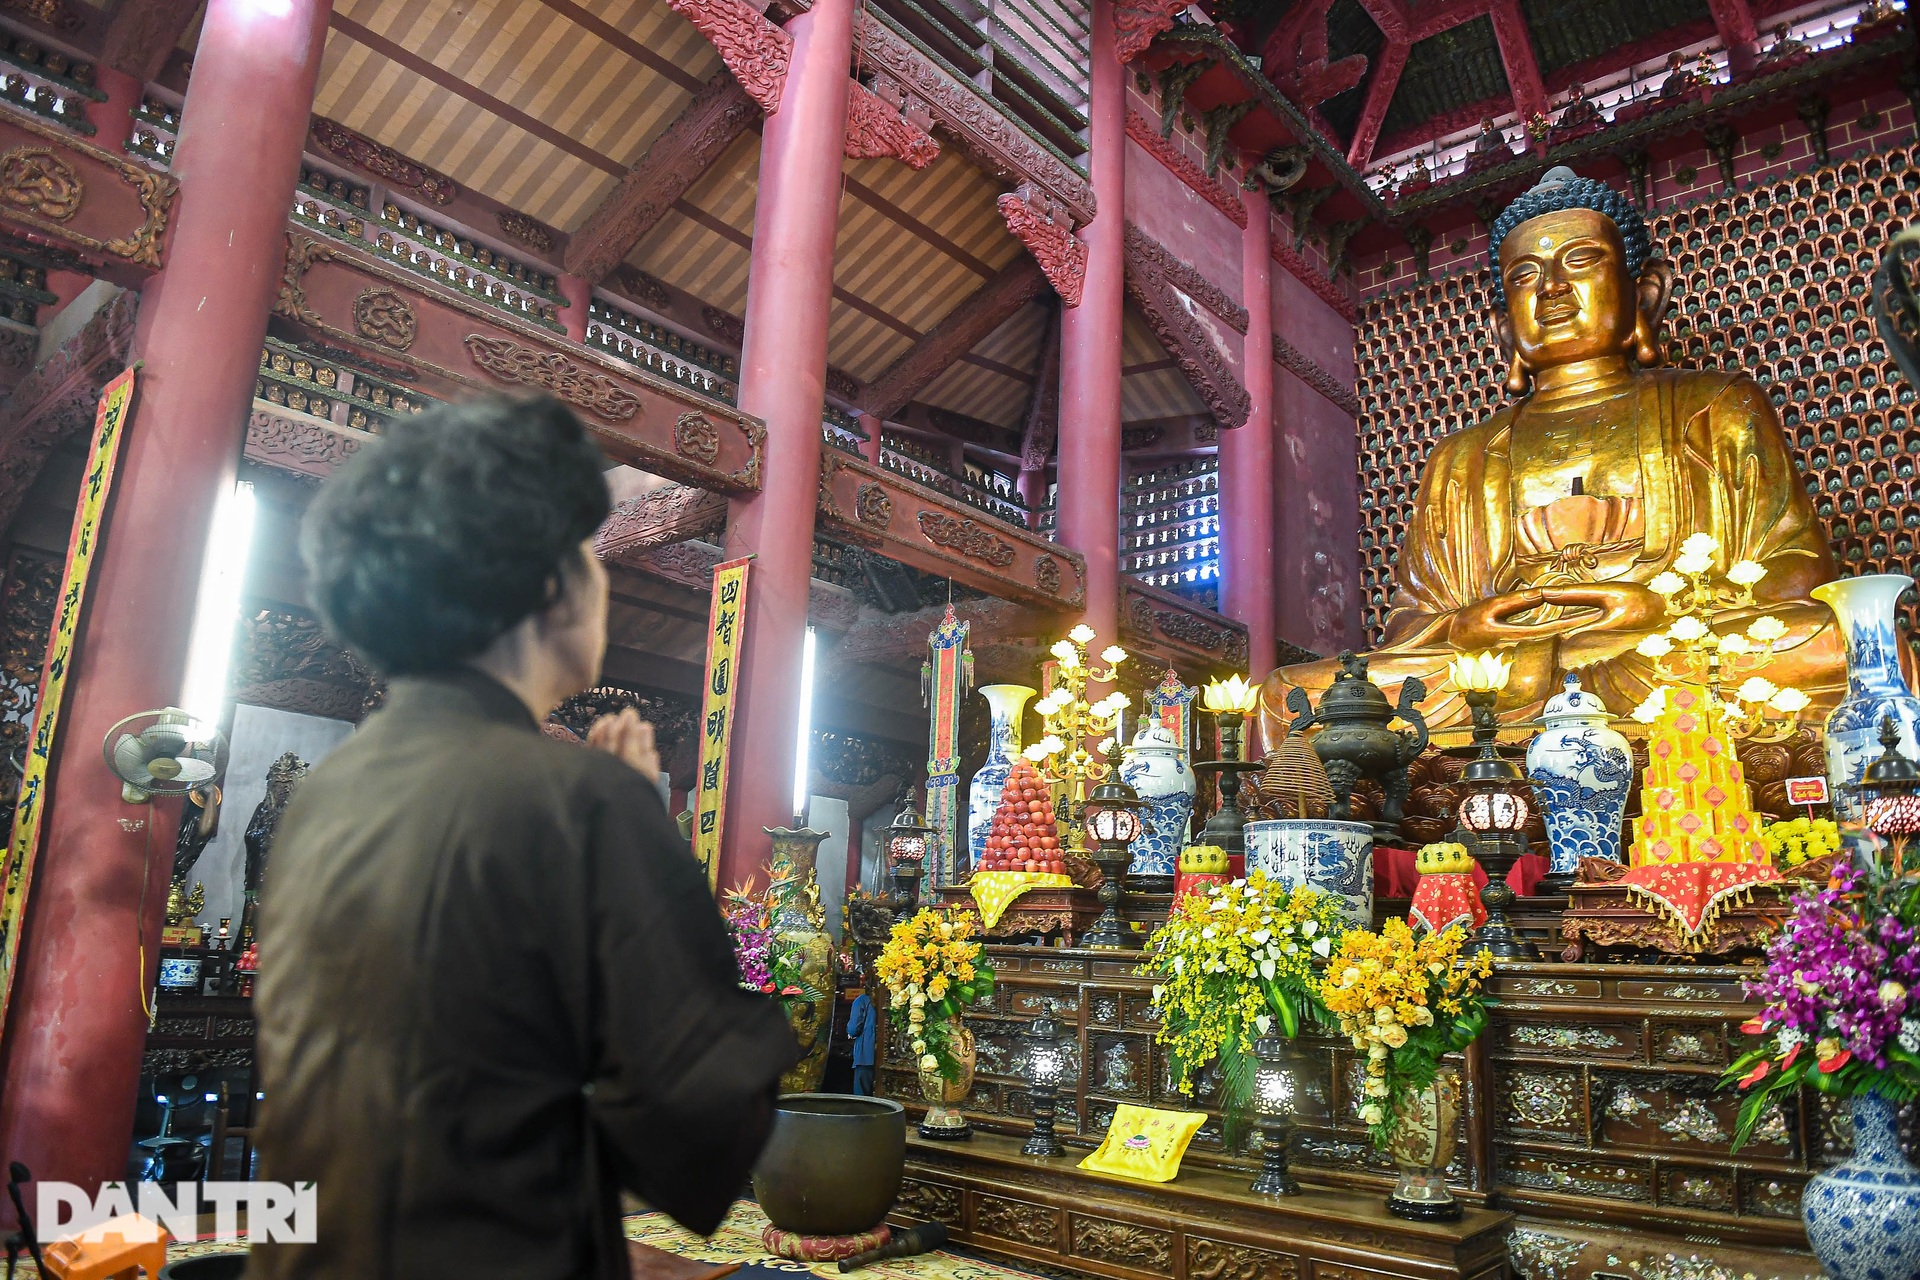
[1023,624,1129,855]
[1632,533,1809,742]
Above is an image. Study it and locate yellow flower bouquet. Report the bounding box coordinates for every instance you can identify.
[1137,873,1349,1128]
[1760,815,1840,871]
[1316,918,1493,1147]
[876,908,996,1082]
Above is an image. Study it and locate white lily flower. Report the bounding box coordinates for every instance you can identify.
[1303,920,1318,937]
[1312,936,1332,957]
[1260,959,1276,980]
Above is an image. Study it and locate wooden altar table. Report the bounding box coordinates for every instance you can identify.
[892,1131,1513,1280]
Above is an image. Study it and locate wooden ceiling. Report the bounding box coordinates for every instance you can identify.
[314,0,723,231]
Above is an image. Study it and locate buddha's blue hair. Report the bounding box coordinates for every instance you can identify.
[1488,169,1652,307]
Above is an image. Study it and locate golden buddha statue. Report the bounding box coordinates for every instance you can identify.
[1263,167,1847,738]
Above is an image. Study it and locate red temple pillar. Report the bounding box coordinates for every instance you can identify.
[1054,0,1124,645]
[559,273,591,344]
[1220,190,1276,680]
[0,0,332,1199]
[717,0,854,890]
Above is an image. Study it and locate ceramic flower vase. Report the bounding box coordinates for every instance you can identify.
[917,1021,976,1141]
[1242,818,1374,928]
[1525,674,1634,891]
[968,685,1035,874]
[1119,721,1196,883]
[767,826,835,1095]
[1802,1092,1920,1280]
[1385,1065,1463,1222]
[1812,575,1920,820]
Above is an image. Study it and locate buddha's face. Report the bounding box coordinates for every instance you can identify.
[1497,208,1637,370]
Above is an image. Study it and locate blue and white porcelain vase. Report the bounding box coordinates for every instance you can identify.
[1802,1092,1920,1280]
[1242,818,1375,928]
[1525,673,1634,890]
[1812,574,1920,821]
[1119,721,1196,879]
[967,684,1034,873]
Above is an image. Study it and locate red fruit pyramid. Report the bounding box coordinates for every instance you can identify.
[974,757,1068,877]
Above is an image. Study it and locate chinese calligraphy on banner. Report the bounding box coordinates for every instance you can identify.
[0,367,135,1040]
[692,556,750,888]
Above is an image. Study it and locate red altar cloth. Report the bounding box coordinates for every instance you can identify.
[1372,846,1550,898]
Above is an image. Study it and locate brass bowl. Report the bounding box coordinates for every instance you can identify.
[752,1093,906,1236]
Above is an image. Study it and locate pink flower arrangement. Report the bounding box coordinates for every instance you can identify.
[1724,855,1920,1146]
[723,883,811,1008]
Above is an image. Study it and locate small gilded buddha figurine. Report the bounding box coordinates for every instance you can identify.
[1263,168,1847,736]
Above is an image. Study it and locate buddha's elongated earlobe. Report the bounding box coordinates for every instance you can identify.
[1632,311,1663,367]
[1506,349,1530,396]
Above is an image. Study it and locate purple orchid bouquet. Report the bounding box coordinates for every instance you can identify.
[723,883,820,1016]
[1724,851,1920,1147]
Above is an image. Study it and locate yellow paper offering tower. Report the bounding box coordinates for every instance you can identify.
[1631,685,1768,866]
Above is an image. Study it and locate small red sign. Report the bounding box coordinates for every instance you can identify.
[1785,776,1830,806]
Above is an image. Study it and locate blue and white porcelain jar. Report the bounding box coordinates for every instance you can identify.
[1119,721,1195,878]
[1812,575,1920,821]
[967,684,1034,873]
[1801,1091,1920,1280]
[1525,673,1634,889]
[1242,818,1375,928]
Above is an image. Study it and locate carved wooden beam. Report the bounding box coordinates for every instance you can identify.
[1113,0,1192,62]
[595,483,729,558]
[853,12,1094,225]
[245,405,372,483]
[829,596,1060,669]
[1122,223,1251,429]
[1346,37,1410,172]
[0,288,137,536]
[1273,333,1360,416]
[1488,0,1547,127]
[1120,577,1250,675]
[1018,303,1060,471]
[564,74,758,285]
[863,259,1047,420]
[1261,0,1334,80]
[0,111,175,278]
[664,0,937,169]
[273,232,766,493]
[664,0,790,113]
[816,451,1085,609]
[101,0,200,84]
[997,182,1087,307]
[846,80,940,169]
[616,537,864,632]
[1705,0,1760,73]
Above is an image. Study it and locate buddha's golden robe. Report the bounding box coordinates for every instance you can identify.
[1262,369,1848,739]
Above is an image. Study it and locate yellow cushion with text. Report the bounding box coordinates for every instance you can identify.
[1077,1104,1206,1183]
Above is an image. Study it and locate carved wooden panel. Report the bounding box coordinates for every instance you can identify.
[1187,1237,1301,1280]
[273,233,765,493]
[1120,577,1249,674]
[1071,1217,1171,1274]
[816,451,1084,609]
[0,108,175,273]
[245,405,370,483]
[853,12,1094,225]
[975,1195,1060,1249]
